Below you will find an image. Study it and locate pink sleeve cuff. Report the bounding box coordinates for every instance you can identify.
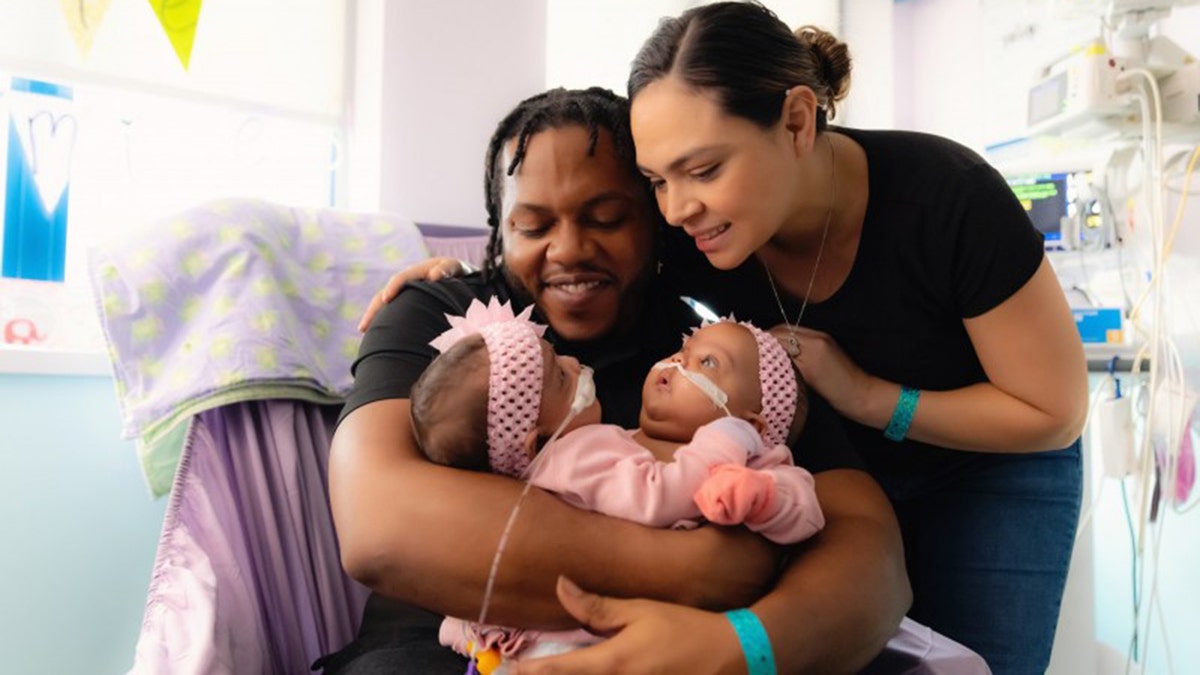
[693,464,777,526]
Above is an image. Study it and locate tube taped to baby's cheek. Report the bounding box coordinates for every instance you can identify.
[652,360,731,414]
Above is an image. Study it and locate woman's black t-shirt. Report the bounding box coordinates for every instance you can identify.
[661,127,1045,494]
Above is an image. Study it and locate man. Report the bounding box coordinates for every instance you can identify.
[326,88,909,674]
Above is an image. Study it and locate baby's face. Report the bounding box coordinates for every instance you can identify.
[639,322,763,442]
[536,340,602,440]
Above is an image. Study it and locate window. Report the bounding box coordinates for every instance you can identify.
[0,0,346,373]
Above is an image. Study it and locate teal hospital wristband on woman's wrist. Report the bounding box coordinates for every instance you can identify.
[884,386,920,442]
[725,608,776,675]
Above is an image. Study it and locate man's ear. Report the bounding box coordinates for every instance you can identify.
[522,427,541,460]
[781,85,819,155]
[742,410,769,436]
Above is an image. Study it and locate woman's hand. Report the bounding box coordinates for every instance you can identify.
[768,324,876,421]
[512,577,745,675]
[357,256,468,331]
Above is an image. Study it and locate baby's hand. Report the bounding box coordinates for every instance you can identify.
[694,464,776,526]
[701,417,767,457]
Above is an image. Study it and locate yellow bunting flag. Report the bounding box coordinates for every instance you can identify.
[57,0,114,57]
[148,0,204,70]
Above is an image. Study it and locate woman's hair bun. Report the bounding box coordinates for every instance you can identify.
[794,25,852,119]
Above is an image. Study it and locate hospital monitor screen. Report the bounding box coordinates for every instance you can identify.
[1006,173,1069,249]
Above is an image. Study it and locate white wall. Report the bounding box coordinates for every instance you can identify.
[542,0,890,133]
[839,0,895,130]
[368,0,849,225]
[893,0,989,149]
[545,0,690,94]
[352,0,547,227]
[544,0,841,103]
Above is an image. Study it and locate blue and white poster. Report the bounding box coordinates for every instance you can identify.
[2,78,75,282]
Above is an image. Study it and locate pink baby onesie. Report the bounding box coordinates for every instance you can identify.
[440,416,824,659]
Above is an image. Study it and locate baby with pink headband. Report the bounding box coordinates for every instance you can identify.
[409,298,824,672]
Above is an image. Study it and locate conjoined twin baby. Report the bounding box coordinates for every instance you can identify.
[408,299,825,675]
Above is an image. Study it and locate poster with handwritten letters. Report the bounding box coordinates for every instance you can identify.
[0,76,102,357]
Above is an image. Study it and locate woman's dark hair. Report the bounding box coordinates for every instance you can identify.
[628,1,852,130]
[480,87,654,279]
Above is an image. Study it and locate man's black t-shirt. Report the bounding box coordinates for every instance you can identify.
[342,272,859,473]
[661,127,1045,494]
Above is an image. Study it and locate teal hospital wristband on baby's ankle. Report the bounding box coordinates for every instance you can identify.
[884,385,920,441]
[725,608,776,675]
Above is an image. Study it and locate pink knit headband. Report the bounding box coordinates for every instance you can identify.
[692,318,799,447]
[740,320,799,447]
[430,299,546,477]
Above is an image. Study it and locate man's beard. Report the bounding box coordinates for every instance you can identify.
[499,259,657,345]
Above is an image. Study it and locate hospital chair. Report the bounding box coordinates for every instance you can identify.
[92,198,488,673]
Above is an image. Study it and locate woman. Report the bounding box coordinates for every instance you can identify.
[629,3,1086,673]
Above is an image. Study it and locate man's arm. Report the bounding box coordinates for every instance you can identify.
[503,467,910,675]
[329,398,779,629]
[751,468,911,673]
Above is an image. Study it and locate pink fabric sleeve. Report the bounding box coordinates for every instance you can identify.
[439,616,488,656]
[530,420,759,528]
[741,444,825,544]
[439,617,599,659]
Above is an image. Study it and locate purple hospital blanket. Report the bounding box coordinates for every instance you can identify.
[89,198,429,496]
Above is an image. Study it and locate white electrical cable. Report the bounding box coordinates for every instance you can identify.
[1162,147,1200,268]
[1161,340,1186,515]
[1075,374,1116,538]
[1126,356,1188,675]
[1117,73,1165,558]
[1070,40,1190,675]
[1157,586,1176,675]
[1152,209,1199,522]
[1117,72,1158,675]
[1163,146,1200,195]
[1138,493,1177,675]
[1110,66,1193,675]
[1123,69,1165,327]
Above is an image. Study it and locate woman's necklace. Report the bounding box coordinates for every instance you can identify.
[764,133,836,358]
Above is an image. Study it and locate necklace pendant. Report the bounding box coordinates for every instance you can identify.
[763,133,835,357]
